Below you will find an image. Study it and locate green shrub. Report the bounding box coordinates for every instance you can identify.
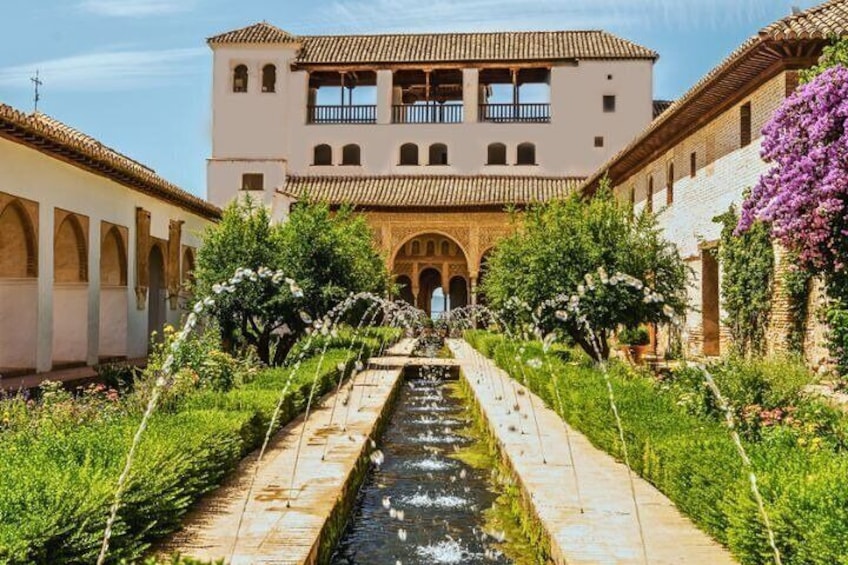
[466,331,848,565]
[0,328,399,564]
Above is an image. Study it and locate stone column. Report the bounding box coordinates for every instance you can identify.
[377,69,393,125]
[87,219,101,366]
[134,207,151,310]
[470,275,478,306]
[462,68,479,123]
[36,204,54,373]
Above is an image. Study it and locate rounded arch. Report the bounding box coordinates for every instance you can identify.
[100,226,127,286]
[313,144,333,166]
[148,243,167,348]
[233,64,248,92]
[54,214,87,283]
[392,230,470,266]
[262,64,277,93]
[428,143,448,166]
[396,274,414,305]
[418,267,442,317]
[182,247,196,286]
[399,143,419,165]
[487,142,507,165]
[517,142,536,165]
[449,276,468,309]
[0,200,37,278]
[342,144,361,166]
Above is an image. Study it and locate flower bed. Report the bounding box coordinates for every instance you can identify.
[0,328,399,564]
[465,330,848,565]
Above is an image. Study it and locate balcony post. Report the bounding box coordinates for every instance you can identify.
[377,69,393,125]
[462,68,479,123]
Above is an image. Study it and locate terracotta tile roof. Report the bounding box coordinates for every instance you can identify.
[761,0,848,40]
[582,0,846,195]
[208,22,299,45]
[208,23,658,63]
[0,104,220,219]
[652,99,674,118]
[283,175,582,208]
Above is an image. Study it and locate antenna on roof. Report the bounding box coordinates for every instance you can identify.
[791,5,802,15]
[30,70,42,114]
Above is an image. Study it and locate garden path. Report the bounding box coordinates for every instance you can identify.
[155,340,414,564]
[449,339,738,565]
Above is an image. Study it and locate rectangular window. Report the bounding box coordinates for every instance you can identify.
[740,102,752,147]
[594,136,605,148]
[603,95,616,113]
[690,152,697,177]
[241,173,264,191]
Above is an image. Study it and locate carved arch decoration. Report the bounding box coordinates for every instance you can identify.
[100,222,128,287]
[0,193,38,278]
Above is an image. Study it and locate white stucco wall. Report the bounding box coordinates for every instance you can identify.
[100,288,128,357]
[0,280,37,368]
[206,44,654,207]
[0,136,212,373]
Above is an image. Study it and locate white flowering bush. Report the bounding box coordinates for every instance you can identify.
[482,180,688,361]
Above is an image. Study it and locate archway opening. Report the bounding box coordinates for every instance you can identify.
[148,245,167,351]
[449,276,468,310]
[396,274,414,305]
[0,201,37,278]
[417,268,442,318]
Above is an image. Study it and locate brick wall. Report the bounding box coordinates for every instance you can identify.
[612,70,828,361]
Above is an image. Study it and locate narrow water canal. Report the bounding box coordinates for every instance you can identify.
[331,361,515,564]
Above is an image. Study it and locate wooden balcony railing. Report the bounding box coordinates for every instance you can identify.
[479,103,551,123]
[308,105,377,124]
[392,104,463,124]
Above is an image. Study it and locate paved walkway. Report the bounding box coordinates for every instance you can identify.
[156,341,413,564]
[448,339,737,565]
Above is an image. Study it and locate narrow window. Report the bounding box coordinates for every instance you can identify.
[667,162,674,205]
[516,142,536,165]
[400,143,419,165]
[313,144,333,166]
[740,102,752,147]
[690,152,697,177]
[342,144,361,166]
[594,136,605,148]
[241,173,264,191]
[603,95,616,113]
[429,143,448,166]
[262,64,276,93]
[646,176,654,213]
[233,64,248,93]
[629,186,635,207]
[487,143,507,165]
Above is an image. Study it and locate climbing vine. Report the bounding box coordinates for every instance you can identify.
[783,252,813,355]
[714,205,774,356]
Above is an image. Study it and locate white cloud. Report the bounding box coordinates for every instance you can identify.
[307,0,785,34]
[0,48,206,92]
[79,0,196,17]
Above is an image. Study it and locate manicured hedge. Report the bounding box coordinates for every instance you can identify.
[0,329,399,564]
[465,331,848,565]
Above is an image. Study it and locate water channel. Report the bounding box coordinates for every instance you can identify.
[331,351,518,564]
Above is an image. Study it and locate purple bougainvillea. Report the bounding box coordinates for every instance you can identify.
[738,65,848,271]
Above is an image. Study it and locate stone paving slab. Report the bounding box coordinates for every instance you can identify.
[448,339,737,565]
[155,363,403,564]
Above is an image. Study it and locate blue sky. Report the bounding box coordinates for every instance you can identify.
[0,0,821,198]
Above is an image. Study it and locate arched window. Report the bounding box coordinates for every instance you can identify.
[100,226,127,287]
[399,143,419,166]
[182,247,196,286]
[411,240,421,255]
[0,200,37,278]
[666,162,674,205]
[646,176,654,213]
[262,64,276,93]
[342,144,361,166]
[233,64,248,93]
[487,143,507,165]
[517,142,536,165]
[440,241,450,256]
[429,143,448,166]
[426,240,436,256]
[54,215,87,283]
[313,144,332,166]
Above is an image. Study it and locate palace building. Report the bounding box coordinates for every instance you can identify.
[205,24,659,314]
[0,105,219,379]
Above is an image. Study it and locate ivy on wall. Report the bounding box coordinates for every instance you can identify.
[783,252,813,355]
[714,205,775,356]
